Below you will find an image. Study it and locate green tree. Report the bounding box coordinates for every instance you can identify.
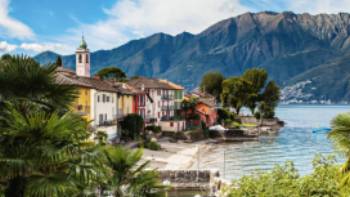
[96,66,127,81]
[226,155,347,197]
[329,113,350,184]
[242,68,268,114]
[221,77,251,115]
[0,56,77,112]
[259,81,280,118]
[0,56,104,197]
[102,146,166,197]
[55,56,62,67]
[120,113,144,140]
[1,54,11,61]
[200,71,224,101]
[0,56,165,197]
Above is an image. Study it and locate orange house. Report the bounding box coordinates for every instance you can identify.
[195,100,217,126]
[183,92,218,127]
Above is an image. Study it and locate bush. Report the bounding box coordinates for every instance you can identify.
[120,114,144,140]
[143,140,161,151]
[217,108,236,124]
[201,121,210,138]
[225,155,350,197]
[145,125,162,133]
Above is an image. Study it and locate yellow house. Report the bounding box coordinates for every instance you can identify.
[72,87,91,120]
[112,82,138,118]
[55,67,93,120]
[118,94,134,116]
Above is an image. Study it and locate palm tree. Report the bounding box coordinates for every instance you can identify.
[0,56,105,197]
[329,113,350,184]
[0,103,108,197]
[0,55,77,113]
[0,55,165,197]
[102,146,166,197]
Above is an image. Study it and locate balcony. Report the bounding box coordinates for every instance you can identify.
[161,105,175,110]
[98,119,118,127]
[161,95,174,100]
[160,115,183,121]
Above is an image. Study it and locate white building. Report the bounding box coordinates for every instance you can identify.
[127,77,186,132]
[75,37,118,141]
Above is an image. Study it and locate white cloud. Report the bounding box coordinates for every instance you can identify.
[0,40,16,53]
[54,0,248,54]
[0,0,34,40]
[20,42,69,53]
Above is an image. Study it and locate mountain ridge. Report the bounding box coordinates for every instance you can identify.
[35,11,350,103]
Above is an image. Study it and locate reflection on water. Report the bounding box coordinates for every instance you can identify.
[199,105,350,180]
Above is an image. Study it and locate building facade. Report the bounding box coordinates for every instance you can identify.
[127,77,186,131]
[56,37,119,141]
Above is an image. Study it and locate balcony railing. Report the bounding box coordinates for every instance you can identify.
[98,119,118,127]
[160,115,183,121]
[161,95,174,100]
[161,105,175,110]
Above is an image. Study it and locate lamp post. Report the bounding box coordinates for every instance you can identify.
[223,149,226,180]
[163,180,171,197]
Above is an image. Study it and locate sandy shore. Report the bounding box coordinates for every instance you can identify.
[142,139,212,170]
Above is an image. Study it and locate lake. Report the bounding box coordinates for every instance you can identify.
[198,105,350,180]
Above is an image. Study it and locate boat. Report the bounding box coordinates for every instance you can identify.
[312,127,332,133]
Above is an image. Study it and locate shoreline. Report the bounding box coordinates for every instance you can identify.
[142,140,213,170]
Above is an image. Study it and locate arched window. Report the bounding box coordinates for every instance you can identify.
[78,54,82,63]
[86,54,89,63]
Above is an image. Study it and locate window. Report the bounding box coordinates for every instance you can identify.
[103,94,106,103]
[158,112,160,118]
[112,96,114,103]
[77,105,83,111]
[106,96,110,102]
[104,114,107,121]
[157,89,161,96]
[97,95,100,102]
[170,122,174,127]
[99,114,103,124]
[86,54,89,63]
[78,54,82,63]
[158,101,161,107]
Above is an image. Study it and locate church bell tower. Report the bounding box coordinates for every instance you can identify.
[76,36,90,77]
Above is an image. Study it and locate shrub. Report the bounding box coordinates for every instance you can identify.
[201,121,210,138]
[226,155,350,197]
[217,108,236,124]
[145,125,162,133]
[120,114,144,140]
[143,140,161,151]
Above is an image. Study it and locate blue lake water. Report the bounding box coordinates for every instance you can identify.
[199,105,350,180]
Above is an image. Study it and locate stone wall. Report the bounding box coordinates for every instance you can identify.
[158,170,219,189]
[240,116,284,126]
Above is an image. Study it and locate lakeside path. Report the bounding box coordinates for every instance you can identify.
[142,140,212,170]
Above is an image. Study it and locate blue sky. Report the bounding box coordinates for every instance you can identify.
[1,0,350,55]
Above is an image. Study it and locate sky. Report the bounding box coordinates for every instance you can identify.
[1,0,350,56]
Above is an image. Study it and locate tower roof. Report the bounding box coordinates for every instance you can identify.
[79,35,88,49]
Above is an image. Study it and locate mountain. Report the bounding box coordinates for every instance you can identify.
[35,11,350,103]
